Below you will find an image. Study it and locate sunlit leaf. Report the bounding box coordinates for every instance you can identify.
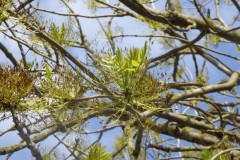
[45,63,52,81]
[132,60,140,67]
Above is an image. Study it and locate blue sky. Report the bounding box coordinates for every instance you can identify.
[0,0,239,159]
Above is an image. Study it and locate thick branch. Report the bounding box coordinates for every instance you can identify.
[157,112,219,131]
[119,0,240,44]
[148,143,212,152]
[171,71,240,104]
[132,124,144,159]
[151,121,219,146]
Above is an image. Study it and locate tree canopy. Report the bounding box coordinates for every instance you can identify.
[0,0,240,159]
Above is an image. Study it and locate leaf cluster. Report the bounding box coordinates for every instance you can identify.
[40,64,83,100]
[0,66,34,109]
[49,18,77,48]
[99,43,169,108]
[86,144,112,160]
[0,0,13,25]
[100,43,148,91]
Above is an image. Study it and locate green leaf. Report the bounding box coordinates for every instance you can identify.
[230,88,237,96]
[124,68,136,72]
[20,60,24,68]
[139,42,147,62]
[45,63,52,80]
[86,144,112,160]
[120,60,126,69]
[42,154,51,160]
[102,58,112,64]
[132,60,140,67]
[27,61,34,69]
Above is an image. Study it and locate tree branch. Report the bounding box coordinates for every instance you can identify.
[0,42,19,67]
[119,0,240,44]
[10,106,43,160]
[171,71,240,105]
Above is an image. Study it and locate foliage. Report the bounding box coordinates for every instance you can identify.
[196,71,208,83]
[40,64,83,100]
[196,59,208,83]
[49,18,77,48]
[0,66,34,109]
[86,144,113,160]
[100,43,148,91]
[98,43,169,111]
[185,149,231,160]
[41,148,66,160]
[0,0,13,25]
[0,0,239,160]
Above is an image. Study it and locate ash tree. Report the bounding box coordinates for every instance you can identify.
[0,0,240,160]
